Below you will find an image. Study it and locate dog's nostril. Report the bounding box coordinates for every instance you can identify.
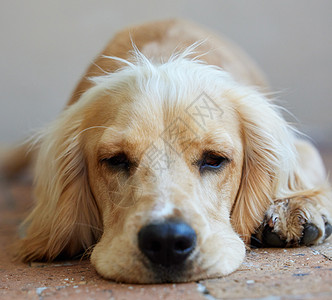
[174,238,192,252]
[138,220,196,267]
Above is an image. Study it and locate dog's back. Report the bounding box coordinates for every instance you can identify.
[69,19,268,105]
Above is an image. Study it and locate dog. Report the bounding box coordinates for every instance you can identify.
[1,19,331,283]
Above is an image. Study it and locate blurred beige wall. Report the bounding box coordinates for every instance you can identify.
[1,0,331,145]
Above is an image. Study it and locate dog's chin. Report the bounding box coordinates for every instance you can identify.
[91,258,244,284]
[90,238,246,283]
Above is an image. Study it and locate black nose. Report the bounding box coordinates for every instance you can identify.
[138,220,197,267]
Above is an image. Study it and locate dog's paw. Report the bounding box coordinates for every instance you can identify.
[255,198,332,247]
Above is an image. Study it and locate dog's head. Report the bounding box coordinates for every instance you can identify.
[21,52,296,283]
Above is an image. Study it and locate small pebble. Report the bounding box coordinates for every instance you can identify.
[36,287,48,296]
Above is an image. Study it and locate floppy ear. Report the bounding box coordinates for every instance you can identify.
[230,90,298,243]
[16,107,102,262]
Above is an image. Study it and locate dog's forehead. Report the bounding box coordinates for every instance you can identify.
[96,91,240,160]
[89,60,243,156]
[114,87,231,136]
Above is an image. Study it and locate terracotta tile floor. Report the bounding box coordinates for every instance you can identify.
[1,150,332,300]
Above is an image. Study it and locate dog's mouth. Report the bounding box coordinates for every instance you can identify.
[146,259,196,283]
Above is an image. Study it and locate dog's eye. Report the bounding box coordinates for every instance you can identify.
[102,153,131,171]
[199,152,229,172]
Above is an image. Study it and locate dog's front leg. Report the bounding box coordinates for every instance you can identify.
[252,140,332,247]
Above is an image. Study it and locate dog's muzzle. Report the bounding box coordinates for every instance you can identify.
[138,220,197,267]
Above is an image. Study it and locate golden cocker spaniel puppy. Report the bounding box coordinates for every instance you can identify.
[2,20,332,283]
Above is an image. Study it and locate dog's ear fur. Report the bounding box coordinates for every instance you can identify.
[16,106,102,262]
[230,90,298,243]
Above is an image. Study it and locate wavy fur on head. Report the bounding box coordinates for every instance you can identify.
[6,20,331,283]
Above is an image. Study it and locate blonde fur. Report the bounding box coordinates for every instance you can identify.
[16,107,102,261]
[2,20,331,283]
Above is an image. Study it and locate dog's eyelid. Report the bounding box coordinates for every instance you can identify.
[98,152,120,162]
[97,144,123,160]
[203,150,231,161]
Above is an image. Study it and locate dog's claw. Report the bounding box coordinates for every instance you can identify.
[260,221,330,247]
[300,223,319,246]
[255,198,332,248]
[262,226,286,247]
[325,222,332,240]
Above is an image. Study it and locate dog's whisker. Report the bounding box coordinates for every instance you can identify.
[72,126,118,141]
[80,243,98,261]
[74,223,103,233]
[249,236,263,244]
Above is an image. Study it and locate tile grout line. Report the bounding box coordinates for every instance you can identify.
[312,249,332,261]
